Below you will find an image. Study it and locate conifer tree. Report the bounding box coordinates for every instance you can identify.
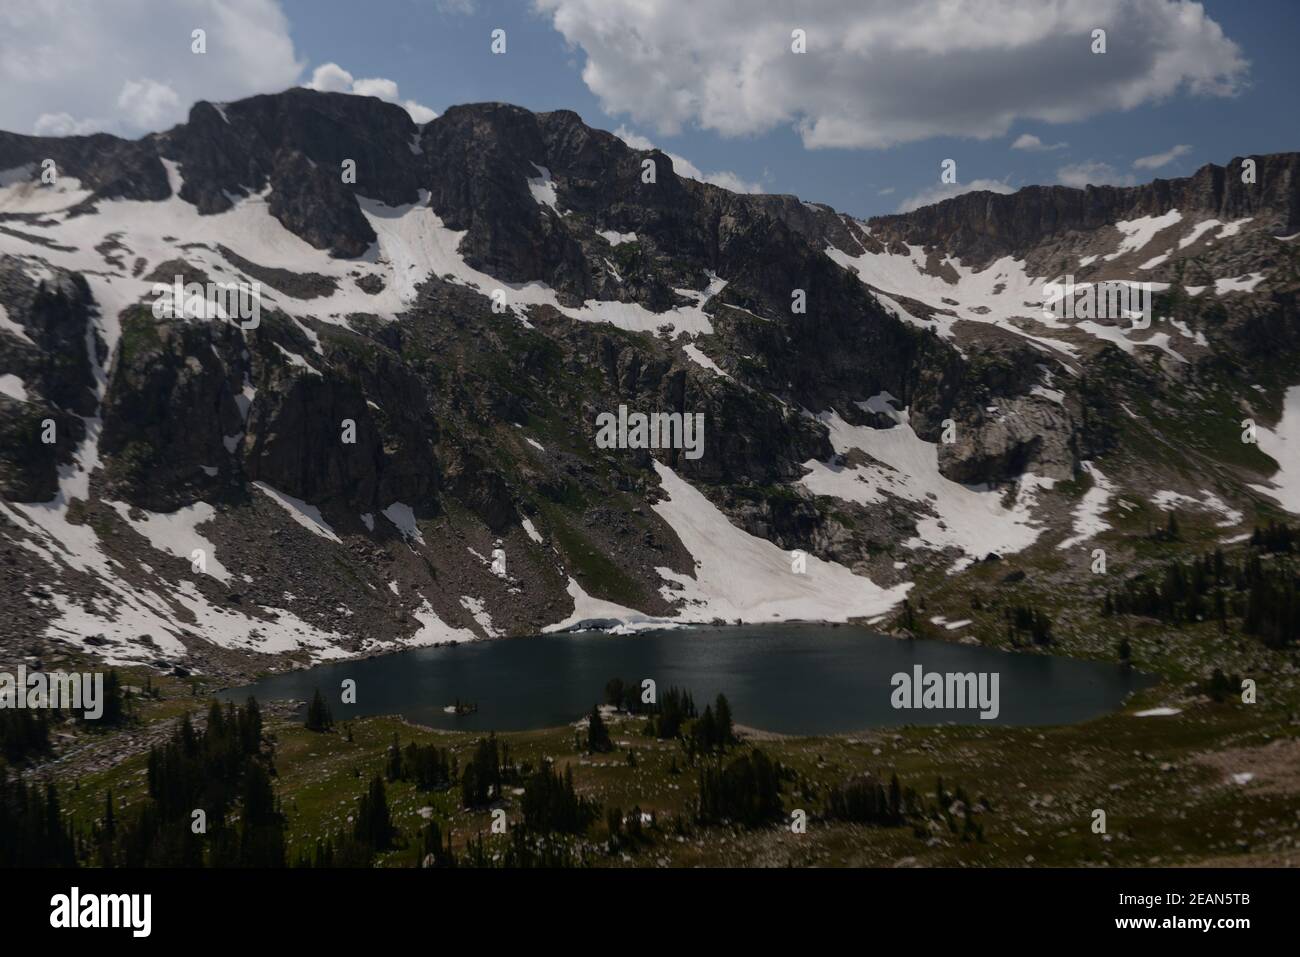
[354,774,395,852]
[305,688,334,732]
[714,694,735,749]
[586,705,612,753]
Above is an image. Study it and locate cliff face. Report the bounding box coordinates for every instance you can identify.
[864,153,1300,266]
[1,88,1296,677]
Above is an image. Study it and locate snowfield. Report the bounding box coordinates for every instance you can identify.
[1250,385,1300,515]
[1057,462,1113,550]
[650,462,911,622]
[800,403,1050,570]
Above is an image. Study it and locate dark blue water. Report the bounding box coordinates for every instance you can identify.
[223,624,1155,735]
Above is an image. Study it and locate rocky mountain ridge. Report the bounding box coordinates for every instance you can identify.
[1,88,1297,679]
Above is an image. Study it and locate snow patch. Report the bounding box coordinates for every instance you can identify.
[408,599,477,645]
[382,502,425,544]
[1104,210,1182,261]
[0,372,28,402]
[1216,217,1253,240]
[801,408,1050,566]
[527,163,561,214]
[544,577,667,634]
[683,342,729,377]
[459,595,499,637]
[1058,462,1114,550]
[1178,219,1222,249]
[1151,489,1243,527]
[651,462,910,622]
[1249,385,1300,514]
[110,500,231,583]
[0,302,33,344]
[253,482,342,543]
[1214,273,1266,294]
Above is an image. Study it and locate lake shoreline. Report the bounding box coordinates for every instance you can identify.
[223,622,1158,736]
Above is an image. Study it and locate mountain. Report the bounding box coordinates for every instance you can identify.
[1,89,1297,680]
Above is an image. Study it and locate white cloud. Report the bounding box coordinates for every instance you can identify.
[350,77,400,101]
[1011,133,1067,152]
[302,62,353,94]
[613,126,762,193]
[0,0,304,136]
[536,0,1247,150]
[612,127,654,151]
[1056,161,1136,188]
[305,63,438,124]
[117,78,183,130]
[403,100,439,124]
[0,4,437,136]
[896,178,1015,213]
[33,112,104,137]
[1133,143,1193,170]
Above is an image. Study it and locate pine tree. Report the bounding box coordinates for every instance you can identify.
[604,678,626,710]
[305,688,333,732]
[103,788,116,837]
[238,760,287,867]
[354,774,395,852]
[385,732,403,781]
[714,694,735,750]
[586,705,612,753]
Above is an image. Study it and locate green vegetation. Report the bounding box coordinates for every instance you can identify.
[1103,526,1299,649]
[9,577,1297,876]
[0,772,76,867]
[542,505,648,608]
[0,709,51,765]
[697,748,784,827]
[116,306,163,361]
[1005,603,1054,646]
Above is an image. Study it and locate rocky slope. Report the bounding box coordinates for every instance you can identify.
[1,89,1297,679]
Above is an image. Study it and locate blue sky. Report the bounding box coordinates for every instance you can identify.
[285,0,1300,216]
[4,0,1297,219]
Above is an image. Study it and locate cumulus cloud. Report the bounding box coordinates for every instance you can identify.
[1056,161,1136,188]
[402,101,440,125]
[896,178,1015,213]
[613,126,762,194]
[33,112,105,137]
[0,2,438,136]
[0,0,304,136]
[536,0,1248,150]
[117,79,183,130]
[305,63,438,124]
[1133,143,1193,169]
[1011,133,1067,152]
